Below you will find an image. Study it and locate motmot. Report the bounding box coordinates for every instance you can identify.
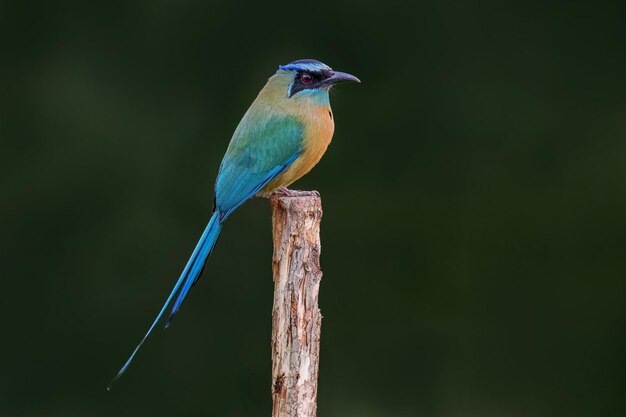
[109,59,359,387]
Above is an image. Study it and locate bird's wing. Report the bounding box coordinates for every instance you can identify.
[215,111,304,217]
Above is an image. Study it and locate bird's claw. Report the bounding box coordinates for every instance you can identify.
[271,187,320,198]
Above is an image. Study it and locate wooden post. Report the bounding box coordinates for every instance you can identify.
[269,190,323,417]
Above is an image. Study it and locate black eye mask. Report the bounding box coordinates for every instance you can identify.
[288,70,333,98]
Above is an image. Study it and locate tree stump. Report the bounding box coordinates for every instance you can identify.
[269,191,323,417]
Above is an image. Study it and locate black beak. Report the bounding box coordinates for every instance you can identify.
[324,71,361,86]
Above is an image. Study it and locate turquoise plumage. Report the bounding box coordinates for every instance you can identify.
[216,113,304,217]
[109,59,359,388]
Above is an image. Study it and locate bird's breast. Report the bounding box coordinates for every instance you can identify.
[263,104,334,192]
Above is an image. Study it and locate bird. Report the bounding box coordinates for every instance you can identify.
[108,59,359,388]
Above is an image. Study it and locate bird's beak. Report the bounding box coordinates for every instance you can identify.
[324,71,361,86]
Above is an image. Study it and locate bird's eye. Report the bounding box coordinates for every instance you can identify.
[301,74,313,84]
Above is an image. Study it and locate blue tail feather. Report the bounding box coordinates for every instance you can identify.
[108,211,222,389]
[166,214,222,326]
[108,151,301,389]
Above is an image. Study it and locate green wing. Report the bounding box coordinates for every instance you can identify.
[214,110,304,217]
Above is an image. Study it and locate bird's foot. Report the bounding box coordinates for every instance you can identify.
[271,187,320,198]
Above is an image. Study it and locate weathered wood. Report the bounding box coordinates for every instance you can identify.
[270,190,323,417]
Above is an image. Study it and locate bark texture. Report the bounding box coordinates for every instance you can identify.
[270,191,323,417]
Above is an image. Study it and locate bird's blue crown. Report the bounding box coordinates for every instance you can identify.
[278,59,332,74]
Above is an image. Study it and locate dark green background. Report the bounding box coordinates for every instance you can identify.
[1,1,625,416]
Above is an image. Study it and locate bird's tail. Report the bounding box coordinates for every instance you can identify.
[108,211,223,389]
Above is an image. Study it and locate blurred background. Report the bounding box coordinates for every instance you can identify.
[1,1,625,416]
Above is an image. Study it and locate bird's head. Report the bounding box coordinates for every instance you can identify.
[273,59,360,103]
